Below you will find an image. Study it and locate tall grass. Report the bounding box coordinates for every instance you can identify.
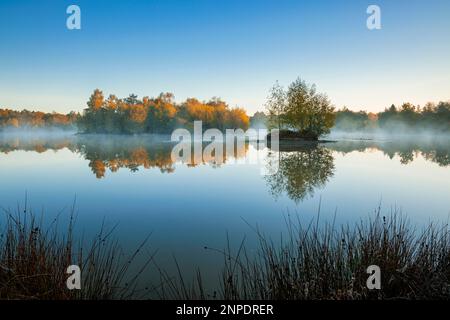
[1,204,449,300]
[155,209,450,300]
[0,203,154,299]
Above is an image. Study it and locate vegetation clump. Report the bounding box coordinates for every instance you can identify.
[0,109,78,131]
[265,78,336,140]
[334,102,450,134]
[161,211,450,300]
[0,205,153,299]
[78,90,250,134]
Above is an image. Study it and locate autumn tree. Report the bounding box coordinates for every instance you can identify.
[78,89,250,134]
[147,93,178,133]
[207,97,229,130]
[105,95,119,111]
[0,108,77,130]
[87,89,104,110]
[228,108,250,130]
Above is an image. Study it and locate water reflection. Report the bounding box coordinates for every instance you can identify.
[265,145,335,202]
[0,134,251,178]
[330,139,450,167]
[80,138,177,178]
[0,134,448,189]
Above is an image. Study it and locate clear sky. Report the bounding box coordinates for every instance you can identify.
[0,0,449,114]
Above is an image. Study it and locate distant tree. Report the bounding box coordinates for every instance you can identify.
[228,108,250,130]
[377,104,399,130]
[183,98,215,128]
[105,95,119,111]
[435,101,450,131]
[334,108,372,131]
[367,112,378,129]
[207,97,229,130]
[0,108,77,131]
[399,102,419,127]
[124,94,139,106]
[76,89,255,134]
[250,111,268,129]
[87,89,104,110]
[148,93,178,133]
[7,118,19,128]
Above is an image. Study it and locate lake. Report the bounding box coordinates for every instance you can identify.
[0,132,449,294]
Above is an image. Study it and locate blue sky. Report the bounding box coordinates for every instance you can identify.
[0,0,449,114]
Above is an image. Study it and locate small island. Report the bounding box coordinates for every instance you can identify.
[264,78,335,144]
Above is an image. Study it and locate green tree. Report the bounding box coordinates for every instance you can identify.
[285,78,335,138]
[250,111,268,129]
[265,81,286,130]
[265,78,335,139]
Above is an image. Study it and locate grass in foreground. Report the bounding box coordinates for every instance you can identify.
[157,210,450,300]
[0,204,153,299]
[1,205,449,300]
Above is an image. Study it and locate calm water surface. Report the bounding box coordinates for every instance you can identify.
[0,133,449,292]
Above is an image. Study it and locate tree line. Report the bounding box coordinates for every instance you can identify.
[0,109,78,130]
[77,90,250,134]
[333,102,450,133]
[2,83,448,135]
[258,77,449,136]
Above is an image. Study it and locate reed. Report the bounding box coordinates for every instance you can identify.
[155,209,450,300]
[1,204,449,300]
[0,203,153,300]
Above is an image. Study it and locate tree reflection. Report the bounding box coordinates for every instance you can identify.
[329,139,450,167]
[0,135,449,181]
[77,137,249,178]
[77,138,177,178]
[265,145,335,202]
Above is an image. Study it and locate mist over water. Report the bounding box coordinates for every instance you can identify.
[0,128,77,136]
[328,128,450,142]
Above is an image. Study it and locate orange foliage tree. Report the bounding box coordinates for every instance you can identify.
[78,89,250,134]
